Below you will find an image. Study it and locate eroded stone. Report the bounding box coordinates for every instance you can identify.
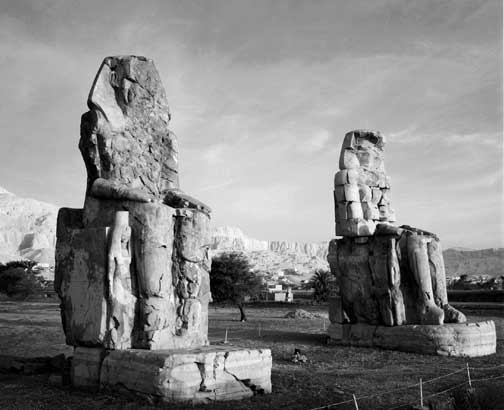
[98,347,271,403]
[329,321,496,357]
[56,55,272,401]
[328,129,484,356]
[55,56,213,351]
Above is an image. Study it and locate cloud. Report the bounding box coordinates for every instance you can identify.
[388,129,501,147]
[387,126,422,144]
[202,144,227,164]
[299,129,330,154]
[441,132,500,146]
[199,179,235,192]
[0,0,501,248]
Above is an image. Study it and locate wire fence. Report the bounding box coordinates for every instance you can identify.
[308,364,504,410]
[208,316,329,341]
[206,321,502,410]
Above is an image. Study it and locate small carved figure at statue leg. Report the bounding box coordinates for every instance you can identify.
[107,211,136,349]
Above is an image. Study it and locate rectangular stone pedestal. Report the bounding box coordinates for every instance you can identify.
[72,346,272,403]
[328,321,496,357]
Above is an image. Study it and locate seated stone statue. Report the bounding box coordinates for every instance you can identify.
[328,130,465,327]
[55,56,212,350]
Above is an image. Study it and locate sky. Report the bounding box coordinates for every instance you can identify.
[0,0,502,249]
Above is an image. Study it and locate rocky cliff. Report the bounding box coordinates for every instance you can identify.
[210,226,330,282]
[443,247,504,278]
[0,187,58,264]
[211,226,504,282]
[211,226,269,252]
[211,226,328,258]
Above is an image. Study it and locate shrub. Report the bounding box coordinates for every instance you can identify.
[0,260,43,299]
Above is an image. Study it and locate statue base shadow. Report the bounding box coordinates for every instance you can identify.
[71,345,271,403]
[327,321,496,357]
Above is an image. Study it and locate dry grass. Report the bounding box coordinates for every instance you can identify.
[0,301,503,410]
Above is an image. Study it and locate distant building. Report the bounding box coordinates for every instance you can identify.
[260,283,293,302]
[267,284,282,292]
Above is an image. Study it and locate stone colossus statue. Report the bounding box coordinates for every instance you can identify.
[328,130,465,327]
[56,56,212,350]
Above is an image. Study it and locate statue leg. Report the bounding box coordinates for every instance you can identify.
[406,232,444,325]
[172,209,211,346]
[427,239,466,323]
[336,238,379,324]
[369,236,407,326]
[369,237,395,326]
[130,203,176,347]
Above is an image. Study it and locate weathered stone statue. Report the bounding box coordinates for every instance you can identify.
[55,56,271,401]
[56,56,211,350]
[327,130,496,356]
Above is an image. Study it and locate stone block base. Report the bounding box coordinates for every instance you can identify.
[72,346,271,403]
[328,320,496,357]
[72,347,106,388]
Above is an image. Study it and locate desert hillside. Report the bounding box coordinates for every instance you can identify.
[0,187,57,265]
[210,227,504,282]
[443,247,504,278]
[211,226,329,283]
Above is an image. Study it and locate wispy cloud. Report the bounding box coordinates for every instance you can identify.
[202,144,228,164]
[387,126,422,144]
[199,179,235,192]
[298,129,331,154]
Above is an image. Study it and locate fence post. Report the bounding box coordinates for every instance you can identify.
[420,378,423,408]
[224,328,228,344]
[352,394,359,410]
[466,363,472,389]
[258,322,262,337]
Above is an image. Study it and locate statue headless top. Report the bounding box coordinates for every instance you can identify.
[334,129,394,237]
[79,55,209,213]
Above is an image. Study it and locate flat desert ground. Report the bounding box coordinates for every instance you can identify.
[0,301,502,410]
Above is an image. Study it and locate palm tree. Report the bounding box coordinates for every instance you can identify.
[309,269,334,302]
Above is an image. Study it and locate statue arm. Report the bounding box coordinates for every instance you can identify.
[163,189,211,214]
[90,178,154,203]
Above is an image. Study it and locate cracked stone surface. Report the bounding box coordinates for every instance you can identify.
[71,346,272,403]
[55,56,212,350]
[334,130,394,237]
[80,55,177,199]
[56,55,272,402]
[328,129,486,353]
[327,321,496,357]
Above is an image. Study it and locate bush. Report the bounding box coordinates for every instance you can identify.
[0,260,43,299]
[448,384,504,410]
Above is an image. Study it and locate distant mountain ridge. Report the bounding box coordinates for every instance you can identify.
[0,187,502,281]
[443,247,504,278]
[0,187,57,264]
[211,226,328,259]
[211,226,504,280]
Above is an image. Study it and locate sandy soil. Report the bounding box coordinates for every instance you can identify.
[0,301,502,410]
